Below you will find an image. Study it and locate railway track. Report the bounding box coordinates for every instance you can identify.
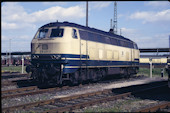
[1,73,28,79]
[1,72,20,74]
[1,84,83,99]
[1,80,18,86]
[1,78,32,86]
[1,73,30,87]
[1,77,37,91]
[2,82,167,112]
[135,101,170,112]
[2,86,38,99]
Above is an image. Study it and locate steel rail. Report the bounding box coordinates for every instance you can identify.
[1,86,71,99]
[135,102,170,112]
[2,73,27,76]
[1,73,28,79]
[1,81,17,86]
[1,77,31,86]
[2,86,38,94]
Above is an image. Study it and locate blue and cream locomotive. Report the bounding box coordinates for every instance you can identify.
[26,21,139,84]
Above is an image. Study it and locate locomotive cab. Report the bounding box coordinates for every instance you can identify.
[29,24,80,84]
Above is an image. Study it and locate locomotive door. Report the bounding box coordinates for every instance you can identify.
[80,38,88,81]
[131,48,135,66]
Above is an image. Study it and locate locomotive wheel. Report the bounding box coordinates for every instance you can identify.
[96,69,102,81]
[86,69,91,81]
[70,73,76,85]
[124,68,131,78]
[70,71,79,85]
[81,69,87,82]
[39,69,48,84]
[101,69,106,78]
[31,69,39,82]
[88,69,93,81]
[90,69,97,82]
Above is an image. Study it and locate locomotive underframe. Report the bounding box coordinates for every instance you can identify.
[28,59,139,85]
[69,66,139,84]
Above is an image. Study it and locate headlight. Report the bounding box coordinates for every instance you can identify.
[51,55,61,59]
[32,55,39,59]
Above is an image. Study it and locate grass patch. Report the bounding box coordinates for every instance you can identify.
[138,67,168,77]
[1,66,27,73]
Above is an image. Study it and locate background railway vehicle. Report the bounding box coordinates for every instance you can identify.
[26,21,140,85]
[1,57,30,66]
[6,59,14,66]
[139,58,167,68]
[1,58,6,65]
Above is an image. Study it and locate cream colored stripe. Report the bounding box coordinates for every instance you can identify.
[64,65,138,68]
[61,58,90,60]
[61,57,139,62]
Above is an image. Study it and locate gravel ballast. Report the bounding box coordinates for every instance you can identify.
[2,75,168,111]
[74,96,166,112]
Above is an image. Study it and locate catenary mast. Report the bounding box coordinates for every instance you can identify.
[113,1,117,34]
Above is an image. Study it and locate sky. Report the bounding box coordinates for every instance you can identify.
[1,1,170,53]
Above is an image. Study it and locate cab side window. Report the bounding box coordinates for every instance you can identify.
[72,29,78,39]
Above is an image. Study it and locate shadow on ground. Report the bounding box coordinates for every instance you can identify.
[111,80,170,101]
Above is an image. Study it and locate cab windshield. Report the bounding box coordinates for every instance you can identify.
[35,28,64,39]
[36,29,48,39]
[50,28,64,38]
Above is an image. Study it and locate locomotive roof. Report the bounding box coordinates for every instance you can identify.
[40,21,133,42]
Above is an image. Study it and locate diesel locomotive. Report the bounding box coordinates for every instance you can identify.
[26,21,139,84]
